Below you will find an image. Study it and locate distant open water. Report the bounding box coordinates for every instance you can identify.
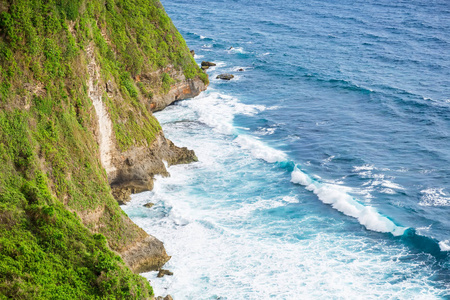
[122,0,450,298]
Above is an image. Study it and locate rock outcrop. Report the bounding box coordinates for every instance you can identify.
[110,133,197,205]
[201,61,216,67]
[138,65,207,112]
[217,73,235,80]
[157,269,174,278]
[120,235,171,273]
[144,202,155,208]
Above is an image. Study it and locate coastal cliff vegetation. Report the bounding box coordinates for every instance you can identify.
[0,0,206,298]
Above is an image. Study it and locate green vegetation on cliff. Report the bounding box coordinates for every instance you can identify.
[0,0,204,298]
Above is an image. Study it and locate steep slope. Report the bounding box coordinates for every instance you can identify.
[0,0,207,298]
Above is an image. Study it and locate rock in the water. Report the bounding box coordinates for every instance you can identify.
[201,61,216,67]
[201,65,209,70]
[143,202,154,208]
[238,68,244,72]
[157,269,174,278]
[164,296,173,300]
[190,49,195,56]
[216,74,234,80]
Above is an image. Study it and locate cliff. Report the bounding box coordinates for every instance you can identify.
[0,0,207,298]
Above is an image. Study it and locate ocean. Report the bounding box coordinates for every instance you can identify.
[122,0,450,298]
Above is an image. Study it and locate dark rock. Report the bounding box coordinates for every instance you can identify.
[106,80,113,93]
[229,46,234,50]
[238,68,244,72]
[156,296,173,300]
[201,61,216,67]
[125,157,135,166]
[157,269,174,278]
[216,74,234,80]
[143,202,154,208]
[201,65,209,71]
[190,50,195,56]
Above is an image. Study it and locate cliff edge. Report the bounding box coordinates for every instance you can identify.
[0,0,206,298]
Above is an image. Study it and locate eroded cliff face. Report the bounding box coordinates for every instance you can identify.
[86,43,202,273]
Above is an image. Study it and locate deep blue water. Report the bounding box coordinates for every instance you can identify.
[122,0,450,298]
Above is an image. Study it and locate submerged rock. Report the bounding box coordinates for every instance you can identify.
[216,74,235,80]
[143,202,154,208]
[201,61,216,67]
[157,269,174,278]
[238,68,244,72]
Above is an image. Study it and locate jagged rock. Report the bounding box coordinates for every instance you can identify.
[120,235,171,273]
[156,296,173,300]
[157,269,174,278]
[109,133,197,204]
[190,50,195,56]
[216,74,234,80]
[148,65,208,112]
[201,65,209,70]
[201,61,216,67]
[144,202,154,208]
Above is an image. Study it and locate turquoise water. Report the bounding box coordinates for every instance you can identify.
[122,0,450,298]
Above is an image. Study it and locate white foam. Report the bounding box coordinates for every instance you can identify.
[291,167,406,236]
[255,127,276,136]
[419,188,450,207]
[439,240,450,251]
[234,135,287,163]
[321,155,335,165]
[178,90,265,135]
[380,188,396,195]
[381,180,404,190]
[353,164,375,172]
[353,165,404,195]
[282,195,299,203]
[227,47,245,54]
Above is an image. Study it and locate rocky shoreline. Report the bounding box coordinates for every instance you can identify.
[87,42,207,278]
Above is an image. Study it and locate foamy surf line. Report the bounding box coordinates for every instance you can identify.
[176,90,449,252]
[232,133,407,237]
[291,166,407,236]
